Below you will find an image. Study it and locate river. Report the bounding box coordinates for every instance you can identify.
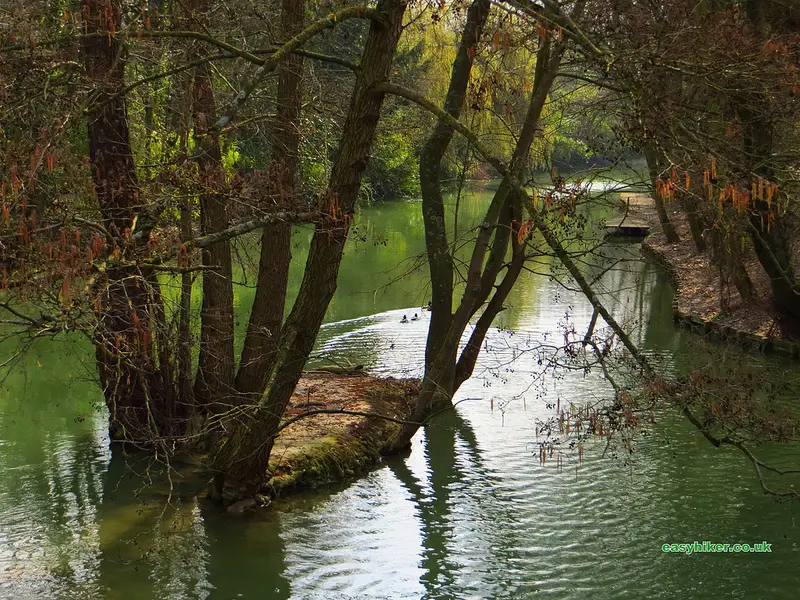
[0,180,798,599]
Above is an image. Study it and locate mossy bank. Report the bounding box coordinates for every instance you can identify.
[224,373,419,514]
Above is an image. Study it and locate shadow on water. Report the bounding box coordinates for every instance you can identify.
[200,506,290,600]
[388,413,467,596]
[388,410,522,599]
[93,447,206,600]
[94,446,291,600]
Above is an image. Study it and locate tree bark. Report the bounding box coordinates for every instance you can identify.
[643,146,680,243]
[191,44,236,412]
[212,0,407,503]
[83,0,168,443]
[419,0,492,375]
[235,0,304,399]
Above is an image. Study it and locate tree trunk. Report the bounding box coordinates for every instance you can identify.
[740,3,800,320]
[212,0,407,503]
[748,212,798,318]
[643,146,680,243]
[235,0,304,399]
[191,50,236,412]
[708,223,757,307]
[83,0,168,443]
[171,35,197,426]
[419,0,492,375]
[740,105,799,320]
[680,183,708,253]
[725,231,757,305]
[454,211,526,389]
[178,195,195,412]
[389,11,566,452]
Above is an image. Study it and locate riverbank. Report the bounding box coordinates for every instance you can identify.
[625,193,800,358]
[227,372,418,513]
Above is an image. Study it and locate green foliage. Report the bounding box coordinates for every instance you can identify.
[550,137,592,168]
[366,110,421,198]
[300,113,336,192]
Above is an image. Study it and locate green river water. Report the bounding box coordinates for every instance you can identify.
[0,181,798,599]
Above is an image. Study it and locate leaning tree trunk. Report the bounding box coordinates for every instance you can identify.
[235,0,304,401]
[211,0,407,503]
[419,0,492,378]
[388,11,566,452]
[83,0,169,443]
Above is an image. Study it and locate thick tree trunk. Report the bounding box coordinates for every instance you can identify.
[191,53,236,411]
[235,0,304,399]
[83,1,138,238]
[83,0,168,442]
[212,0,407,503]
[748,212,798,318]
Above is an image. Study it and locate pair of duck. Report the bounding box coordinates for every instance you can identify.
[400,302,432,323]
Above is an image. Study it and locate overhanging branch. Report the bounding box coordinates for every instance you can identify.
[212,5,376,132]
[191,211,319,249]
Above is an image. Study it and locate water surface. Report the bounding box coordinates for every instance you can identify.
[0,182,798,599]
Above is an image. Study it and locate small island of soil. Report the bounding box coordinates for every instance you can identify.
[224,373,418,513]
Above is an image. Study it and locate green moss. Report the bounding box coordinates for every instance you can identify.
[364,383,406,402]
[266,430,392,496]
[258,378,418,499]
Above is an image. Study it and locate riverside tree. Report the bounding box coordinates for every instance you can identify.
[1,0,798,505]
[1,0,406,502]
[380,0,800,497]
[590,0,800,320]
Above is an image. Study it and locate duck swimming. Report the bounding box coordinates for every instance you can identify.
[411,313,419,321]
[400,314,408,323]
